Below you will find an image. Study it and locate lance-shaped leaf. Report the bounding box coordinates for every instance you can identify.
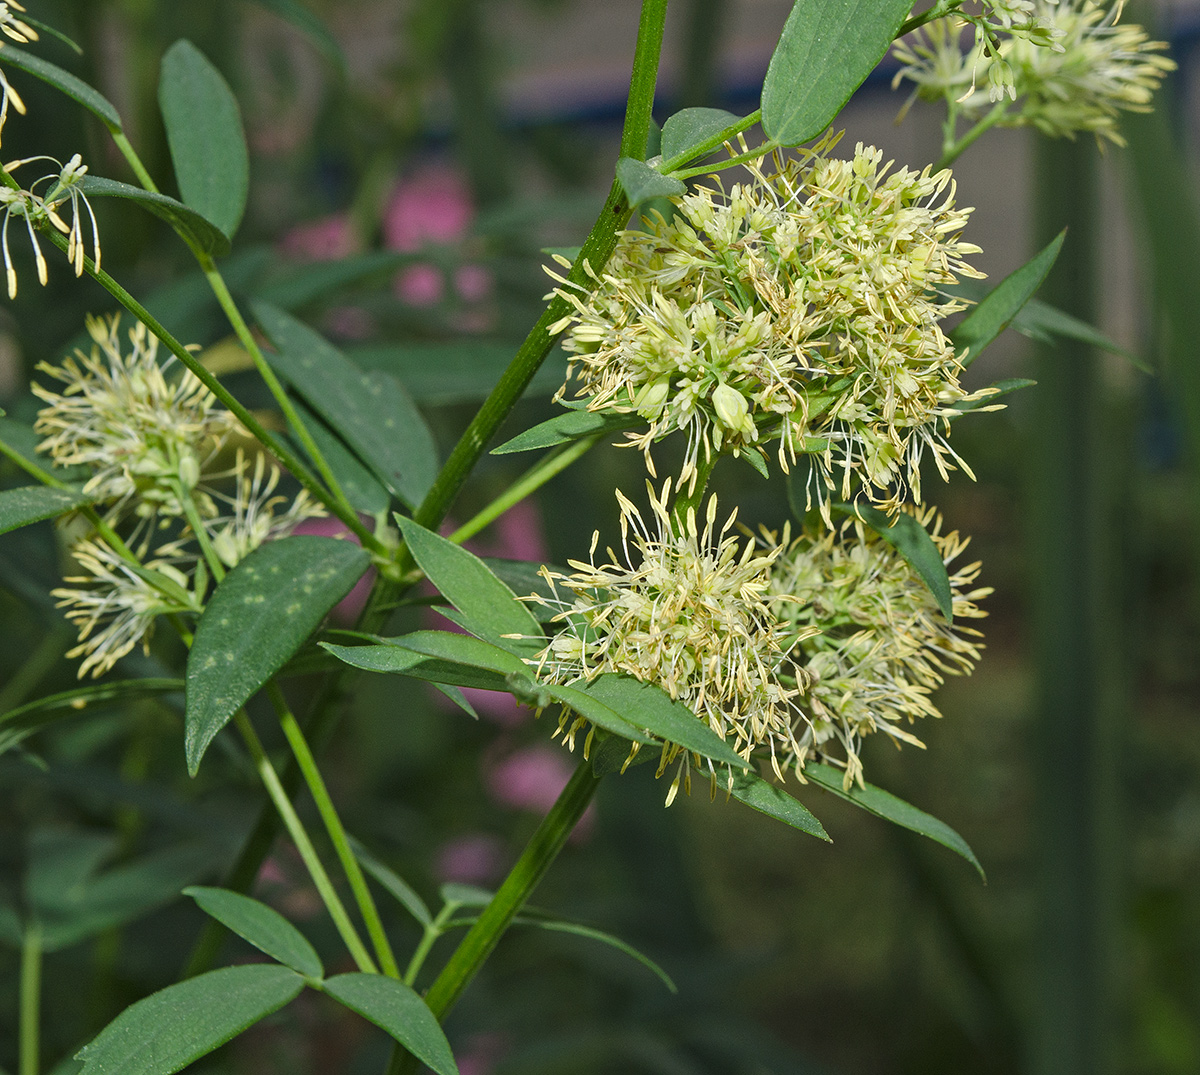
[660,107,744,166]
[254,301,438,508]
[831,502,954,623]
[762,0,913,146]
[0,486,93,535]
[159,40,249,241]
[185,536,370,775]
[291,399,390,515]
[615,157,685,206]
[185,886,322,978]
[953,378,1037,414]
[492,406,639,454]
[510,914,677,992]
[951,231,1065,366]
[79,176,231,257]
[323,974,459,1075]
[0,45,122,131]
[75,964,304,1075]
[321,640,514,692]
[350,839,433,928]
[729,769,829,841]
[805,762,984,879]
[395,516,543,652]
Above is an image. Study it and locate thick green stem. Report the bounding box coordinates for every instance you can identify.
[234,710,378,975]
[936,100,1010,170]
[390,759,602,1075]
[19,921,41,1075]
[271,684,400,978]
[199,256,353,513]
[447,435,599,546]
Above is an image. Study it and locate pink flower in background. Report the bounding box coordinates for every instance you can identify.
[385,166,473,251]
[486,745,596,841]
[435,833,503,885]
[396,262,445,307]
[454,264,492,303]
[279,212,358,262]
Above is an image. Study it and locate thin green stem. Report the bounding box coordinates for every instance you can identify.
[179,486,226,584]
[936,100,1010,170]
[19,920,41,1075]
[448,435,600,546]
[672,136,779,181]
[898,0,962,38]
[199,256,353,513]
[233,710,378,975]
[270,683,400,978]
[390,759,602,1075]
[402,903,458,988]
[109,131,158,192]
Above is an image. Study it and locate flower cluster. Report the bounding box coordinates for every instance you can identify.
[551,132,988,511]
[529,480,812,802]
[34,315,324,676]
[894,1,1175,144]
[767,508,991,789]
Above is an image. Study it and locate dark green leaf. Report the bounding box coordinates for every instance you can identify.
[1016,299,1150,372]
[0,45,121,130]
[615,157,685,206]
[395,516,543,652]
[951,231,1065,366]
[323,974,459,1075]
[0,486,92,534]
[379,630,532,678]
[349,840,432,927]
[159,40,249,240]
[574,674,749,771]
[320,641,514,692]
[832,502,954,623]
[79,176,231,257]
[440,882,494,908]
[761,0,913,146]
[0,679,184,757]
[254,301,438,508]
[254,250,418,309]
[75,964,304,1074]
[184,886,322,978]
[953,377,1037,414]
[483,558,562,623]
[805,762,985,878]
[511,916,677,993]
[248,0,346,73]
[292,400,390,515]
[539,681,656,745]
[492,407,639,454]
[660,108,744,166]
[185,536,370,774]
[729,769,830,840]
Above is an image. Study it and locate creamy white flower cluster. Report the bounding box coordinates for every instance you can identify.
[34,316,324,676]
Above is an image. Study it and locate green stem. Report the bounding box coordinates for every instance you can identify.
[109,131,158,192]
[936,100,1010,170]
[270,683,400,978]
[671,135,778,180]
[233,710,378,975]
[897,0,962,37]
[402,903,458,988]
[620,0,670,161]
[390,759,602,1075]
[19,920,41,1075]
[448,435,599,546]
[199,256,353,513]
[179,487,226,584]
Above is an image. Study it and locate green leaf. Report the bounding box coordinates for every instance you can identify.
[951,231,1065,366]
[492,406,639,454]
[761,0,913,146]
[513,916,677,993]
[291,400,390,515]
[79,176,231,257]
[833,502,954,623]
[185,535,370,774]
[728,769,830,841]
[255,250,418,309]
[248,0,346,74]
[538,681,656,745]
[1016,299,1150,373]
[483,558,561,623]
[322,974,459,1075]
[805,762,985,879]
[440,882,493,908]
[254,301,438,508]
[395,516,543,652]
[0,486,92,535]
[954,377,1037,414]
[75,964,304,1075]
[0,45,122,131]
[574,674,749,771]
[184,886,322,978]
[379,630,532,678]
[660,108,744,166]
[320,641,514,692]
[158,40,249,241]
[350,341,565,406]
[0,679,184,757]
[349,840,433,928]
[615,157,685,206]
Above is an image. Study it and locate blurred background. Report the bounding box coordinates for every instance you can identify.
[1,1,1199,1072]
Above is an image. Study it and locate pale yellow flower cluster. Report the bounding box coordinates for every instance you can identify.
[552,133,988,511]
[767,509,991,789]
[894,1,1175,145]
[34,316,324,677]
